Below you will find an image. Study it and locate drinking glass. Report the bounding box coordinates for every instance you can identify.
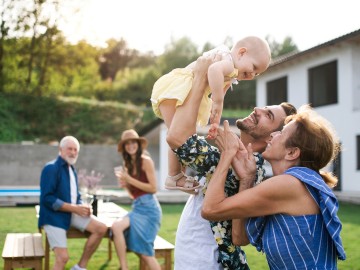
[114,166,126,188]
[82,193,94,206]
[114,166,123,178]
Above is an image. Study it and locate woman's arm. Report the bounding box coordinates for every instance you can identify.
[231,169,257,245]
[231,218,250,246]
[215,121,256,246]
[202,121,312,221]
[202,120,242,218]
[116,174,134,199]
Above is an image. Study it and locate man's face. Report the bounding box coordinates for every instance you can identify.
[236,105,287,140]
[60,141,79,165]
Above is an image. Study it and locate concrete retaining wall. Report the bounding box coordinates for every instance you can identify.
[0,143,125,187]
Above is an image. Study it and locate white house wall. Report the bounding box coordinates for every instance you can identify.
[159,123,169,190]
[352,46,360,111]
[257,42,360,192]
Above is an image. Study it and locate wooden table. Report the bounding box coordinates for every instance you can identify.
[41,201,174,270]
[43,201,126,270]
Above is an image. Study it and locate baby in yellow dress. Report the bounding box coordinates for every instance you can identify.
[150,36,271,193]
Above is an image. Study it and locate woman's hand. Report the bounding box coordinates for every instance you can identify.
[115,168,130,187]
[215,120,240,156]
[216,121,256,185]
[233,142,256,188]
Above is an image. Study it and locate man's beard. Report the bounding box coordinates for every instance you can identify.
[64,156,77,165]
[236,118,263,140]
[236,118,249,131]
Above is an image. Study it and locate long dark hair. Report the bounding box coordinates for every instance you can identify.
[121,141,143,179]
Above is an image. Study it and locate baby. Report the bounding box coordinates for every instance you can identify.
[151,36,271,193]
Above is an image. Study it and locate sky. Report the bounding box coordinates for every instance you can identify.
[59,0,360,55]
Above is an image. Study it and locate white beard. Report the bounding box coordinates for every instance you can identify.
[65,156,77,165]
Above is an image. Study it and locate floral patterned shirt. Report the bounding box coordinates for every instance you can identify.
[174,134,265,270]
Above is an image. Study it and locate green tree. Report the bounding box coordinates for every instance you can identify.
[16,0,62,93]
[1,0,90,96]
[0,0,16,92]
[51,40,100,97]
[266,35,299,58]
[108,37,199,106]
[98,38,139,82]
[157,37,199,73]
[0,0,27,92]
[114,67,159,106]
[201,41,215,54]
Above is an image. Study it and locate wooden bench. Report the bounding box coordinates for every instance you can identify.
[138,235,175,270]
[2,233,45,270]
[37,203,174,269]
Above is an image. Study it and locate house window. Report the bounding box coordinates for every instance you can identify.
[266,76,287,105]
[308,60,338,107]
[357,136,360,170]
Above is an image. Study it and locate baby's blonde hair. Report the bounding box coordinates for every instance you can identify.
[233,36,271,64]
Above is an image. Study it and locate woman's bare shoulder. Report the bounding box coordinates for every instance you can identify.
[141,155,154,165]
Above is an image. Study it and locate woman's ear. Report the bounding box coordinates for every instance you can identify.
[286,147,300,161]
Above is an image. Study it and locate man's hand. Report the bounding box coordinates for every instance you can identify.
[76,204,91,217]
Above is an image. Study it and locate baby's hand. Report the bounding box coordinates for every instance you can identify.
[207,123,219,140]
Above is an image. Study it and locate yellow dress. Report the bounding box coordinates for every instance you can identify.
[150,53,238,127]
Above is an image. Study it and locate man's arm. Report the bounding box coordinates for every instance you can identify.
[59,202,91,217]
[40,164,61,209]
[40,165,91,217]
[167,55,217,149]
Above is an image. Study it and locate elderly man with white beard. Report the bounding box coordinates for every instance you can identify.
[39,136,107,270]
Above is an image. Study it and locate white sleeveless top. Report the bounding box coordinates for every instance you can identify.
[174,193,224,270]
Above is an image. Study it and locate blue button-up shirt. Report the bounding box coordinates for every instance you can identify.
[38,156,81,230]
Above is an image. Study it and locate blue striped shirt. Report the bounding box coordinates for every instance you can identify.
[246,167,346,269]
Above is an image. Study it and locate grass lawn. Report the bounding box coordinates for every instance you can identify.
[0,202,359,269]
